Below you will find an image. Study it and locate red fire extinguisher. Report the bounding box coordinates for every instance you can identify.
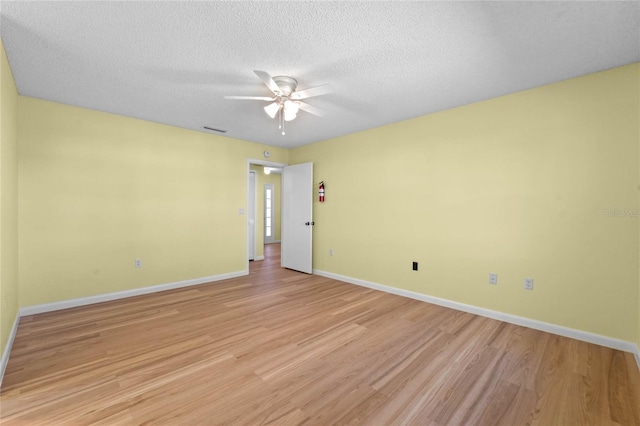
[319,181,325,203]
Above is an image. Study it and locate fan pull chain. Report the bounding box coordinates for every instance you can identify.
[280,107,285,135]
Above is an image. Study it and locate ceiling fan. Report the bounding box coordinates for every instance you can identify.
[225,70,332,135]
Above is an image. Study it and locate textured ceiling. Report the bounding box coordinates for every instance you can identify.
[1,1,638,148]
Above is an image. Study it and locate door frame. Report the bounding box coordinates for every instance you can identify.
[248,170,257,261]
[246,158,287,273]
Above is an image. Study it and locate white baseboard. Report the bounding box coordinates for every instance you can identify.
[5,268,640,385]
[255,256,265,261]
[20,270,247,317]
[313,269,640,365]
[0,313,20,387]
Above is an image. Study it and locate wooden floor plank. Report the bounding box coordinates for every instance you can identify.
[1,243,639,425]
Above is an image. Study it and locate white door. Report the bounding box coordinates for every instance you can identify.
[264,183,275,244]
[281,162,313,273]
[248,170,257,261]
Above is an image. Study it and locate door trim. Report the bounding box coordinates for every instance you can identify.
[248,170,257,261]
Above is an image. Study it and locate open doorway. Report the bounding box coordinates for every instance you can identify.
[246,159,286,268]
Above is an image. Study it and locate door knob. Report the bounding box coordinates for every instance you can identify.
[305,222,315,226]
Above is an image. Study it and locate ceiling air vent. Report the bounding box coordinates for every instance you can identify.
[202,126,227,133]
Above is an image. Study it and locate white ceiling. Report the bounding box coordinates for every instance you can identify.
[1,1,638,149]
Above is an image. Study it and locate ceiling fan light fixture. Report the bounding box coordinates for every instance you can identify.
[284,100,299,114]
[226,71,330,136]
[284,109,297,122]
[264,102,280,119]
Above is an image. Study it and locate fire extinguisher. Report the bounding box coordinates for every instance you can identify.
[319,181,325,203]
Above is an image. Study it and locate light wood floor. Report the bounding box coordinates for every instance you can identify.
[1,243,639,425]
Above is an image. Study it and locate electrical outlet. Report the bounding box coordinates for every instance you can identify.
[412,261,418,271]
[489,273,498,285]
[524,278,534,290]
[330,248,334,256]
[135,259,142,268]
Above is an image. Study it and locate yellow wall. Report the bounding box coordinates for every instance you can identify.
[291,64,640,343]
[18,97,288,307]
[0,40,19,355]
[250,165,281,259]
[5,55,640,349]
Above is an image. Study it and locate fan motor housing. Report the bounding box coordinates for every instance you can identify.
[273,76,298,96]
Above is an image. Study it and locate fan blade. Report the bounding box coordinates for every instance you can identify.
[254,70,281,95]
[224,96,275,101]
[297,101,325,117]
[291,84,333,100]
